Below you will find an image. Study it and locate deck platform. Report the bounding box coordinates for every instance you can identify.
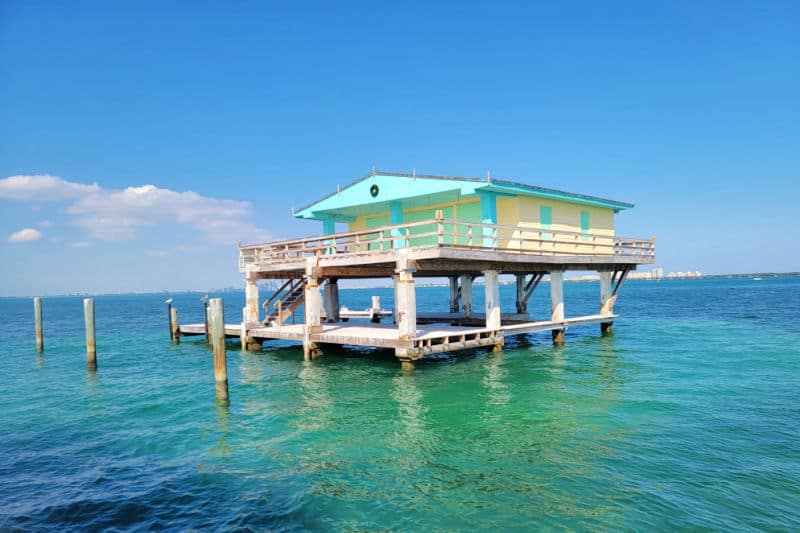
[178,313,617,360]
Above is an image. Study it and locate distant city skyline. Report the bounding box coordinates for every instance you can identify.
[1,2,797,296]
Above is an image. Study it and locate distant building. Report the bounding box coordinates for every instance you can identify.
[666,271,702,279]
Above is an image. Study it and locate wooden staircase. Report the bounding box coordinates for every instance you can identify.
[262,279,305,326]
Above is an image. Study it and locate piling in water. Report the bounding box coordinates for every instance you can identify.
[34,297,43,353]
[169,306,179,343]
[204,300,211,346]
[84,298,96,369]
[208,298,228,402]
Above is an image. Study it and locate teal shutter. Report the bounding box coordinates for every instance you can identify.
[580,211,590,232]
[540,206,552,239]
[580,210,590,241]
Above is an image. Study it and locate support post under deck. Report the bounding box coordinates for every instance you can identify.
[460,274,473,319]
[484,270,501,330]
[303,258,323,360]
[395,250,417,362]
[516,274,526,314]
[242,272,262,350]
[600,270,614,333]
[550,270,565,344]
[449,276,460,313]
[244,274,259,324]
[484,269,503,352]
[324,278,340,323]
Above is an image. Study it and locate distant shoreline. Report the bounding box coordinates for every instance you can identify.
[3,272,799,298]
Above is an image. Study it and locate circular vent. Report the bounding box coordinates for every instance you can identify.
[370,184,379,197]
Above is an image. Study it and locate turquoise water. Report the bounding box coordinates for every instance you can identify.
[1,278,799,530]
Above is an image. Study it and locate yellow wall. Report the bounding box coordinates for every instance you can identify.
[505,196,615,254]
[346,195,615,253]
[515,196,614,234]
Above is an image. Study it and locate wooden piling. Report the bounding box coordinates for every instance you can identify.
[203,300,211,346]
[208,298,228,402]
[84,298,97,369]
[34,297,43,353]
[169,305,179,342]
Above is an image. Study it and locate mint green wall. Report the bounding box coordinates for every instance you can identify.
[456,202,482,222]
[365,215,390,251]
[404,206,453,246]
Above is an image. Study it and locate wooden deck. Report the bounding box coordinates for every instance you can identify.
[239,217,655,278]
[178,313,617,360]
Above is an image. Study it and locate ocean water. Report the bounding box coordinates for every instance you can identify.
[1,277,799,531]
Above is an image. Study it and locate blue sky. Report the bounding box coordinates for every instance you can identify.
[1,1,798,295]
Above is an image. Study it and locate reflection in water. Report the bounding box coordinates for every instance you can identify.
[84,366,99,394]
[597,333,619,400]
[482,353,510,408]
[550,342,567,374]
[215,400,230,431]
[390,371,436,468]
[238,351,264,384]
[213,395,233,456]
[297,360,333,432]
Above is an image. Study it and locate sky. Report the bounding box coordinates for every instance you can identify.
[1,1,798,296]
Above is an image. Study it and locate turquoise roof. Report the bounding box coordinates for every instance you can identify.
[294,171,634,222]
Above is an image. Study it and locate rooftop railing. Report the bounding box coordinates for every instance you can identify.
[239,217,655,272]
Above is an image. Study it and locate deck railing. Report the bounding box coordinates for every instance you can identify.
[239,217,655,271]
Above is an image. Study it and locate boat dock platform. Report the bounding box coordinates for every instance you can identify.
[178,313,617,356]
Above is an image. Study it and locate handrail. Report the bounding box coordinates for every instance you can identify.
[239,217,655,271]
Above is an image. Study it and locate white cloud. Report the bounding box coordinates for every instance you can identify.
[71,241,90,248]
[2,175,271,245]
[146,250,169,257]
[8,228,42,243]
[0,175,99,201]
[39,220,54,228]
